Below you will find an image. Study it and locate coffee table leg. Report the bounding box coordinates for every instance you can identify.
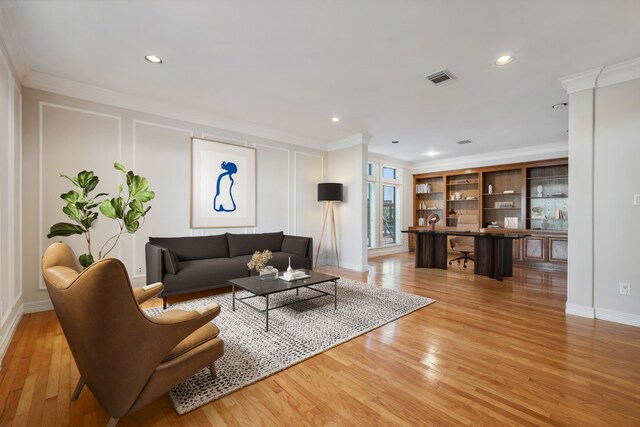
[334,280,337,310]
[265,294,269,332]
[232,284,235,311]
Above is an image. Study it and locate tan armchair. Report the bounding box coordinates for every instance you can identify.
[41,242,224,427]
[449,214,479,268]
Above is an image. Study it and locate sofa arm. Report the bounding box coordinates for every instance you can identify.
[307,237,313,266]
[145,243,164,285]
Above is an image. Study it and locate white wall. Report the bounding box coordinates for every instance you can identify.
[593,77,640,322]
[0,40,23,366]
[327,134,368,271]
[22,88,327,306]
[562,57,640,327]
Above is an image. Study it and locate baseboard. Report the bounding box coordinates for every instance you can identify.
[595,308,640,328]
[565,303,595,318]
[23,299,53,313]
[368,245,408,258]
[0,302,24,370]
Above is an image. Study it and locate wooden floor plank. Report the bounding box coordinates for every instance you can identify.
[2,253,640,426]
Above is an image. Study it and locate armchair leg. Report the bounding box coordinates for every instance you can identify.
[209,362,217,380]
[71,377,85,401]
[163,297,167,310]
[107,417,119,427]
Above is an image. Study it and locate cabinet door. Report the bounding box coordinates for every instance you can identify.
[523,237,545,261]
[548,237,568,262]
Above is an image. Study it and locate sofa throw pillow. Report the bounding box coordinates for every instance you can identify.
[162,247,180,274]
[281,235,309,257]
[227,231,284,257]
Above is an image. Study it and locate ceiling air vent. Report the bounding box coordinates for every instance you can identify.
[425,68,455,85]
[456,139,472,145]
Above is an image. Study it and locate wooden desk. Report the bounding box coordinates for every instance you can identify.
[402,230,529,281]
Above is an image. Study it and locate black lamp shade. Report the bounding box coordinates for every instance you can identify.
[318,183,343,202]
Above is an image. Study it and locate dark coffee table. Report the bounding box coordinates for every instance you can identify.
[229,269,339,332]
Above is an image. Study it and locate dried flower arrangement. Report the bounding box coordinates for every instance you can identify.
[247,250,273,272]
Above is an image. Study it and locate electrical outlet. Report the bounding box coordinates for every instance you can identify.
[619,282,631,296]
[137,267,143,274]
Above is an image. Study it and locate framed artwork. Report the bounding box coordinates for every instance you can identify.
[504,216,519,229]
[191,137,256,228]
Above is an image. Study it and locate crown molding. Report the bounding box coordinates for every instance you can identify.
[597,57,640,89]
[410,141,568,174]
[560,67,603,94]
[327,133,370,151]
[22,71,327,150]
[0,1,29,80]
[367,152,413,170]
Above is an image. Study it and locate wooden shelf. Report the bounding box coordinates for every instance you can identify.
[417,191,443,195]
[448,198,477,202]
[527,196,567,199]
[527,217,567,221]
[447,181,478,186]
[483,207,520,210]
[527,175,568,180]
[482,192,521,196]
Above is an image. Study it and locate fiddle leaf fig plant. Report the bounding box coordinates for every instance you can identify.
[47,163,155,268]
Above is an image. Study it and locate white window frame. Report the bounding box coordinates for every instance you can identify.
[367,162,402,248]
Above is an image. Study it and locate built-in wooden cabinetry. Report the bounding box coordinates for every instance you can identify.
[410,158,568,271]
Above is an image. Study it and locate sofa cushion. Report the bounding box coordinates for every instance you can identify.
[227,231,284,257]
[162,248,180,274]
[281,235,309,257]
[162,258,248,296]
[149,235,229,261]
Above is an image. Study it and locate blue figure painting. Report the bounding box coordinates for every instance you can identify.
[213,161,237,212]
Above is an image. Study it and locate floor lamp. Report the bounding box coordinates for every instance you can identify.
[314,183,343,269]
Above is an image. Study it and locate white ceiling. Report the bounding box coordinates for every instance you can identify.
[3,0,640,163]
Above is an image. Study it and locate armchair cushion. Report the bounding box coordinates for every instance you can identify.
[163,321,220,362]
[281,235,309,257]
[162,248,180,274]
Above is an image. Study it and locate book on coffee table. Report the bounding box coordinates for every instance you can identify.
[281,270,310,281]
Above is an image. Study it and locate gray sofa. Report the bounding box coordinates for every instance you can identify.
[145,231,313,308]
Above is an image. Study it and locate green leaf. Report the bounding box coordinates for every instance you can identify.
[112,197,125,217]
[99,199,117,219]
[77,171,94,188]
[59,173,78,186]
[125,209,142,224]
[82,212,99,228]
[94,192,109,198]
[132,190,155,203]
[129,199,143,213]
[47,222,85,238]
[62,204,81,222]
[114,163,127,173]
[125,220,140,233]
[85,176,100,194]
[79,253,94,268]
[60,190,80,204]
[126,171,134,187]
[143,206,151,216]
[117,183,123,197]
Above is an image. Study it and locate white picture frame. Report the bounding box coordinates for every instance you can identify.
[190,137,256,228]
[504,216,519,229]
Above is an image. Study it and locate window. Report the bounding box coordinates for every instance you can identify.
[367,163,402,248]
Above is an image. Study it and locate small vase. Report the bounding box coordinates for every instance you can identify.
[259,266,278,280]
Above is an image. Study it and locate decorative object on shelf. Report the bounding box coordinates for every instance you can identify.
[448,209,456,216]
[504,217,519,229]
[418,217,426,226]
[427,213,440,232]
[541,219,550,230]
[487,221,499,228]
[537,185,544,197]
[465,196,475,200]
[555,209,565,219]
[455,192,462,200]
[450,194,455,201]
[247,249,273,273]
[426,183,432,193]
[548,192,565,197]
[503,190,515,194]
[488,184,493,194]
[531,207,546,219]
[47,163,155,267]
[495,201,514,208]
[315,182,343,268]
[191,137,256,228]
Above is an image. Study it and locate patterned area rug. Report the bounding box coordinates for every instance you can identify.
[146,279,435,415]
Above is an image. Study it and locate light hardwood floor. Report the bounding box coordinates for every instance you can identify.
[2,253,640,426]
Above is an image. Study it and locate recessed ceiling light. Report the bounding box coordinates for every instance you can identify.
[145,55,163,64]
[495,55,513,65]
[552,102,568,109]
[331,117,340,122]
[424,150,438,157]
[391,140,399,144]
